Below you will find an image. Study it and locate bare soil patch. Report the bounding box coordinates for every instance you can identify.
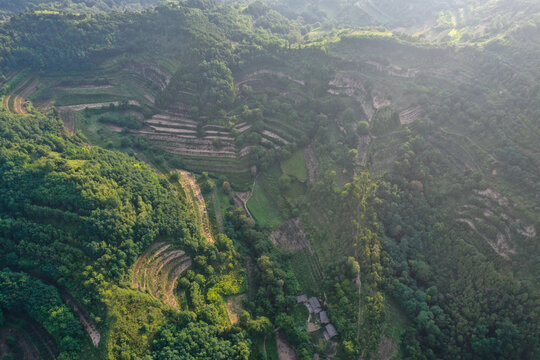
[372,335,398,360]
[61,292,101,347]
[276,332,298,360]
[304,145,319,184]
[270,218,309,251]
[226,294,246,325]
[372,90,391,109]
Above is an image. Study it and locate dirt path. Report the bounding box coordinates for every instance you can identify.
[59,100,138,112]
[304,145,319,184]
[236,70,305,88]
[60,291,101,347]
[179,170,215,244]
[356,272,362,342]
[234,176,257,218]
[12,78,39,114]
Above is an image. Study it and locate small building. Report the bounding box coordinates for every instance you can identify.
[323,324,338,340]
[319,311,329,324]
[308,297,322,314]
[297,294,308,303]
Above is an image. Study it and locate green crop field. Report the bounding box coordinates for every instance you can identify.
[281,150,308,181]
[247,181,284,229]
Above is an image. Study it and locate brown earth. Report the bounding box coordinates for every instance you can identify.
[372,335,398,360]
[270,218,309,251]
[304,145,320,184]
[226,294,246,325]
[61,292,101,347]
[276,332,298,360]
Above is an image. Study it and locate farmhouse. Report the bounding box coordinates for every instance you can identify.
[323,324,338,340]
[308,297,322,314]
[319,311,329,324]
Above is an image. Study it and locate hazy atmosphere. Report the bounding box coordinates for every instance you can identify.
[0,0,538,359]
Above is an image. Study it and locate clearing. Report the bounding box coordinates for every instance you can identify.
[225,294,246,325]
[276,332,297,360]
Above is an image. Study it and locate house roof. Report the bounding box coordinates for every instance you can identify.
[308,297,321,312]
[319,311,329,323]
[297,294,308,303]
[325,324,338,338]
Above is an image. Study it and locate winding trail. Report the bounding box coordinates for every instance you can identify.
[60,291,101,347]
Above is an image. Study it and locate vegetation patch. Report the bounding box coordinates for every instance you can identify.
[246,180,284,229]
[281,150,308,182]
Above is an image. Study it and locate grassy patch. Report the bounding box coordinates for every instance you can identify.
[292,303,309,328]
[281,150,308,181]
[382,297,409,359]
[104,286,167,360]
[265,333,278,360]
[290,249,322,293]
[247,181,284,229]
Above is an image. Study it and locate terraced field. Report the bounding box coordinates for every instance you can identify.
[1,72,39,114]
[178,170,215,244]
[132,242,192,308]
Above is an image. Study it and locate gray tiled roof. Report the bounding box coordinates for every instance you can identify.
[325,324,338,338]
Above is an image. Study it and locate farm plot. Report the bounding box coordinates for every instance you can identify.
[246,180,284,229]
[138,110,248,162]
[235,69,305,88]
[132,242,192,308]
[2,73,40,114]
[458,188,536,259]
[178,170,215,244]
[281,150,308,181]
[270,218,310,251]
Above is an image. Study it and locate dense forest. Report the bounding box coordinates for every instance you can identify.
[0,0,539,359]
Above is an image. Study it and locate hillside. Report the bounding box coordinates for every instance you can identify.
[0,1,539,359]
[0,0,163,18]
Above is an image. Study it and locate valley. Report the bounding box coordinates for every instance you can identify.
[0,1,538,360]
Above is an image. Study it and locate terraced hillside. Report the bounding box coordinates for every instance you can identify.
[132,242,192,308]
[1,71,40,114]
[178,170,215,244]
